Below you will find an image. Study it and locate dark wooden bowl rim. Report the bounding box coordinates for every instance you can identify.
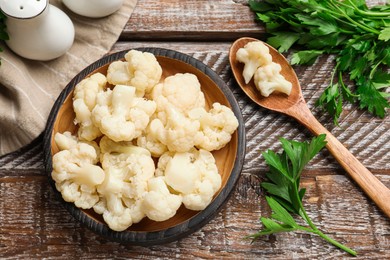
[43,47,246,245]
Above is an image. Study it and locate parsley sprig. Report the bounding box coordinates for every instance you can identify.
[248,134,357,256]
[249,0,390,124]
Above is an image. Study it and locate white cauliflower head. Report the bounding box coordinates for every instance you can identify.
[54,131,78,150]
[52,132,105,209]
[189,102,239,151]
[253,62,292,97]
[136,121,168,157]
[151,73,206,122]
[106,50,162,97]
[99,135,151,158]
[156,148,222,211]
[93,175,133,232]
[148,107,202,153]
[125,50,162,96]
[236,41,272,84]
[142,73,207,153]
[93,136,156,231]
[72,72,106,141]
[106,61,132,86]
[142,176,183,222]
[92,85,156,142]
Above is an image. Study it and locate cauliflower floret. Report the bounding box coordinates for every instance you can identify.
[54,131,78,150]
[151,73,206,123]
[253,62,292,97]
[72,73,106,141]
[106,61,132,86]
[236,41,272,84]
[149,107,202,153]
[156,149,221,211]
[99,135,151,159]
[94,136,156,231]
[106,50,162,97]
[142,176,183,222]
[136,122,168,157]
[52,132,105,209]
[92,85,156,142]
[125,50,162,95]
[93,173,133,232]
[141,73,206,153]
[189,102,239,151]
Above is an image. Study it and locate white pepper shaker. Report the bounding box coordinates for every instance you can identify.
[62,0,124,18]
[0,0,75,61]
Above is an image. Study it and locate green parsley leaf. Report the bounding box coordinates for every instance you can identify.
[357,79,389,118]
[267,32,300,53]
[265,196,298,228]
[295,13,339,36]
[290,50,324,65]
[248,0,390,124]
[317,82,345,125]
[248,135,357,256]
[372,69,390,89]
[379,27,390,41]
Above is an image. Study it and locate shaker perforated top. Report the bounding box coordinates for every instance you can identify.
[0,0,48,19]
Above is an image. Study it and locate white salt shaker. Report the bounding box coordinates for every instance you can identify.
[62,0,124,18]
[0,0,75,61]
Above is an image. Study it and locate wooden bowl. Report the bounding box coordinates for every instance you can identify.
[43,47,246,245]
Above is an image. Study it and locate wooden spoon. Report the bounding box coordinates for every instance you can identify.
[229,37,390,218]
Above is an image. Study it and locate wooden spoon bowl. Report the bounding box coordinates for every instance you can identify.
[229,37,302,112]
[229,37,390,218]
[43,48,246,244]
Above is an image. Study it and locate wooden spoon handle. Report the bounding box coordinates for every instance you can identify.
[289,103,390,218]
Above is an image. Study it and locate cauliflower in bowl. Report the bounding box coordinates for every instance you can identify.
[142,176,183,222]
[51,49,240,232]
[189,102,239,151]
[107,49,162,97]
[151,73,206,120]
[72,72,106,141]
[52,132,105,209]
[155,148,222,211]
[93,137,156,231]
[92,84,156,142]
[138,72,238,154]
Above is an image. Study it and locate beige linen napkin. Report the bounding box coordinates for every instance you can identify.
[0,0,137,156]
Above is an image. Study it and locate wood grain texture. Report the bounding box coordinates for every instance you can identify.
[122,0,387,41]
[121,0,265,41]
[1,171,390,258]
[1,0,390,258]
[2,42,389,259]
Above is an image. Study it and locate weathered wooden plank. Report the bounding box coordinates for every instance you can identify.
[0,0,390,259]
[1,174,389,258]
[122,0,265,41]
[122,0,387,41]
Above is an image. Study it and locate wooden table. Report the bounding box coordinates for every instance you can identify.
[1,0,389,258]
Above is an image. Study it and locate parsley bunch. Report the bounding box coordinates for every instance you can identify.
[248,134,357,256]
[249,0,390,124]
